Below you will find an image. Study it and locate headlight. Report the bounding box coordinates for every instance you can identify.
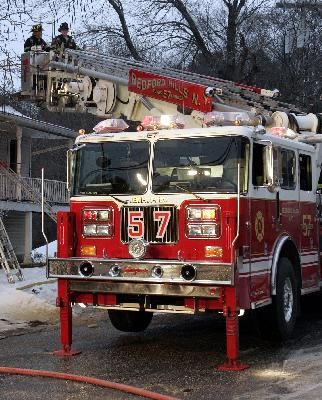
[83,208,112,222]
[83,224,112,236]
[82,208,113,236]
[186,205,221,238]
[96,225,112,236]
[83,210,98,221]
[187,223,219,238]
[83,224,97,236]
[97,210,111,221]
[186,206,219,220]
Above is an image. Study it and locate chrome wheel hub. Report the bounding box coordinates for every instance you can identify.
[283,277,294,323]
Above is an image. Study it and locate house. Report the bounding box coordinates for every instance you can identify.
[0,106,77,265]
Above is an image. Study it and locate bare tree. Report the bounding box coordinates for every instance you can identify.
[136,0,221,70]
[0,1,36,99]
[265,4,322,108]
[220,0,268,80]
[106,0,142,60]
[2,0,321,111]
[135,0,268,78]
[48,0,143,60]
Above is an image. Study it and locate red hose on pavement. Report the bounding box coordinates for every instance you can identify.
[0,367,180,400]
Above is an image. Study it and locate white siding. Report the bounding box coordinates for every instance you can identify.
[3,211,26,260]
[0,133,11,165]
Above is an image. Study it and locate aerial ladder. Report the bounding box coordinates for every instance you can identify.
[21,49,322,151]
[21,49,311,125]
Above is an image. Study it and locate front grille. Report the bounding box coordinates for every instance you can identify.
[121,205,178,243]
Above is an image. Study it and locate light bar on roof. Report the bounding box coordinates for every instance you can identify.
[137,115,185,131]
[93,119,129,133]
[203,111,262,127]
[267,127,298,139]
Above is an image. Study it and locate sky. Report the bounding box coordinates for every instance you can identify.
[1,0,314,92]
[4,0,120,57]
[1,0,91,90]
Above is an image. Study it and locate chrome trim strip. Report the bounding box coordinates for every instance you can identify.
[47,257,234,285]
[251,298,272,309]
[301,286,320,295]
[69,280,222,298]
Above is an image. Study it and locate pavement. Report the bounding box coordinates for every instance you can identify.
[1,294,322,399]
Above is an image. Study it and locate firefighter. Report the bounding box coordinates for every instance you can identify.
[24,24,50,52]
[51,22,77,52]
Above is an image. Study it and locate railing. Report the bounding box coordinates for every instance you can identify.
[0,175,69,204]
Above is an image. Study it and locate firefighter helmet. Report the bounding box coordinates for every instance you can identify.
[58,22,69,32]
[31,23,43,32]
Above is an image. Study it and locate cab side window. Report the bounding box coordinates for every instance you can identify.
[252,143,266,186]
[299,154,312,191]
[280,149,296,189]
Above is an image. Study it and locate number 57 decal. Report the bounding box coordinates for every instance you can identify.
[128,210,171,239]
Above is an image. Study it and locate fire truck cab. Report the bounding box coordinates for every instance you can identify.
[47,112,322,369]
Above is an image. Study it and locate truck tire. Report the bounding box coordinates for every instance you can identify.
[108,310,153,332]
[273,257,298,340]
[256,257,298,340]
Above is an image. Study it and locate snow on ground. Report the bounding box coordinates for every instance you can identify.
[1,105,24,117]
[31,240,57,263]
[0,241,59,333]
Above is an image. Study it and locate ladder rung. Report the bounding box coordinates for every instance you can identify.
[0,217,24,283]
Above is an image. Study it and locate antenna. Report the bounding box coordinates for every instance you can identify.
[181,61,185,116]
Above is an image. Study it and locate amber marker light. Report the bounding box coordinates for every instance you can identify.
[80,245,96,257]
[201,208,217,220]
[205,246,223,258]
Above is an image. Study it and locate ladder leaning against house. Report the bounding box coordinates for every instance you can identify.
[0,216,23,283]
[0,162,58,283]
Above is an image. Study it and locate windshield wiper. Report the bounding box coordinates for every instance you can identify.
[79,184,127,204]
[172,183,208,201]
[107,193,127,204]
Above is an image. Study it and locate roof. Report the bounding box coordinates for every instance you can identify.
[75,125,316,153]
[0,110,77,139]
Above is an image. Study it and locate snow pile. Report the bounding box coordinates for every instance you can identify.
[31,240,57,264]
[1,105,24,117]
[0,241,89,334]
[0,266,58,333]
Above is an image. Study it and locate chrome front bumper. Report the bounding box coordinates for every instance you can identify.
[47,258,234,298]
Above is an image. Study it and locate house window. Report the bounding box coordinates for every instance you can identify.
[10,139,17,172]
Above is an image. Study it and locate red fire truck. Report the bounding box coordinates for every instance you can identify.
[25,50,318,369]
[47,100,322,371]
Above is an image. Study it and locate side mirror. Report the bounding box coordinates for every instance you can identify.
[265,145,281,193]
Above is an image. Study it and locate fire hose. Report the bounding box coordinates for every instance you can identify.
[0,367,180,400]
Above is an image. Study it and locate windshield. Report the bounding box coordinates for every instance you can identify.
[73,141,149,196]
[152,136,249,193]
